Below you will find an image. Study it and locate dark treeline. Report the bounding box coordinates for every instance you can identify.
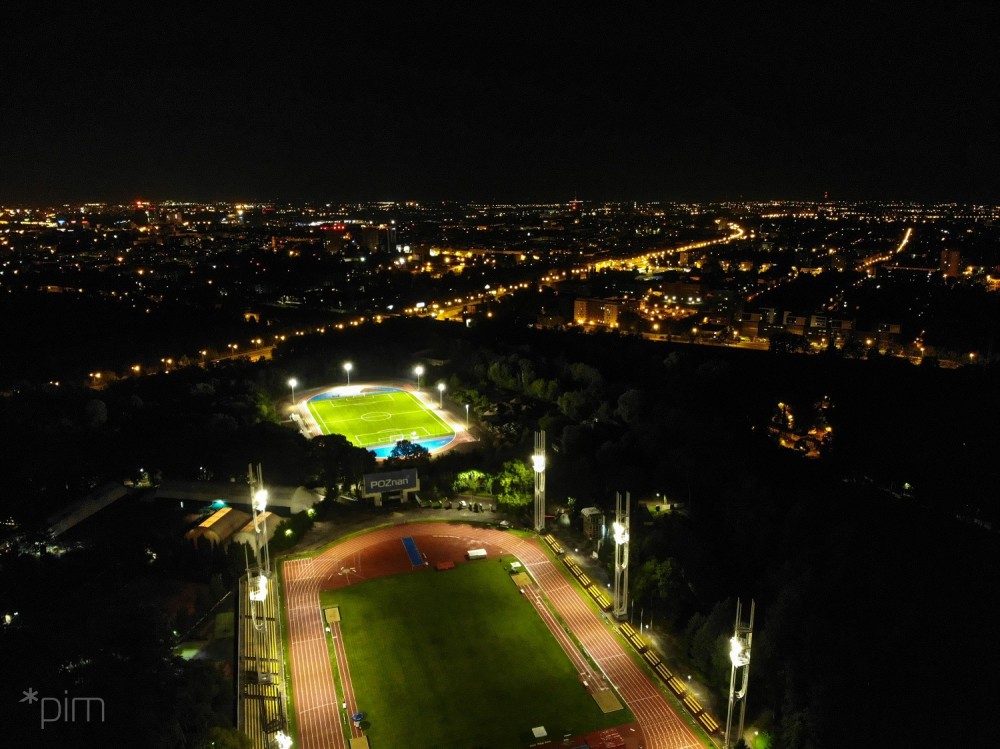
[1,316,997,747]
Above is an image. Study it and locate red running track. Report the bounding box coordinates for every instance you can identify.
[281,523,702,749]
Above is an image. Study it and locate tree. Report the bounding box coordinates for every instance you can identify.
[494,460,533,509]
[487,359,518,390]
[453,469,489,494]
[557,389,594,421]
[631,557,691,626]
[390,439,429,460]
[615,388,647,425]
[310,433,376,495]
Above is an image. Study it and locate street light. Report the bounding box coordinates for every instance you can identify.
[343,361,353,385]
[437,382,446,408]
[288,377,298,404]
[414,365,424,390]
[465,403,470,429]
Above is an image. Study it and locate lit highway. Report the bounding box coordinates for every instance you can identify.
[855,226,913,273]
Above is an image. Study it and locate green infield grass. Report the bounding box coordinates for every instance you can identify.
[319,561,630,748]
[307,388,453,449]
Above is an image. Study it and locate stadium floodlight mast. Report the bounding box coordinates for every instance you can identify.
[414,365,424,390]
[246,465,272,611]
[343,361,352,385]
[532,430,546,532]
[242,466,291,749]
[724,598,756,749]
[612,491,630,619]
[437,382,446,408]
[287,377,297,404]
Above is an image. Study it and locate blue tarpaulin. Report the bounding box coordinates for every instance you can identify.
[401,536,423,566]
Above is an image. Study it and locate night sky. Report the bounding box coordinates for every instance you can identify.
[2,4,998,204]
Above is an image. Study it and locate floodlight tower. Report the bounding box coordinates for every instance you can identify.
[612,491,630,619]
[246,463,273,631]
[241,464,291,748]
[532,430,546,532]
[724,598,756,749]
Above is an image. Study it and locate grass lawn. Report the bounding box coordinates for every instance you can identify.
[319,562,630,748]
[307,388,454,449]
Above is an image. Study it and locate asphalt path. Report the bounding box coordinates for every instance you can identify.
[282,523,702,749]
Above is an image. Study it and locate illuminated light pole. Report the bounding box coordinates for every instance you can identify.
[612,491,630,619]
[437,382,446,408]
[724,598,756,749]
[465,403,470,429]
[414,365,424,390]
[343,361,353,385]
[532,430,546,533]
[288,377,297,405]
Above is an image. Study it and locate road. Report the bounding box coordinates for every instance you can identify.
[282,522,702,749]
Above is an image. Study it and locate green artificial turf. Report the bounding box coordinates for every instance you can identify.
[319,562,628,748]
[307,388,454,448]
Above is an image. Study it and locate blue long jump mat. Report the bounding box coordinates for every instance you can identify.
[401,536,424,566]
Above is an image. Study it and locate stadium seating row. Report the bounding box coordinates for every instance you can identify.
[699,712,720,733]
[555,548,614,612]
[620,626,721,736]
[586,584,612,611]
[543,534,565,555]
[616,622,648,653]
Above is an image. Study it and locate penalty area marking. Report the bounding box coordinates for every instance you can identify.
[356,427,430,446]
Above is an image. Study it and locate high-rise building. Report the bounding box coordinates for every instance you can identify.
[574,298,621,327]
[940,249,961,279]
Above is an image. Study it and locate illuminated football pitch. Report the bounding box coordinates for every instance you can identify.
[306,387,454,451]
